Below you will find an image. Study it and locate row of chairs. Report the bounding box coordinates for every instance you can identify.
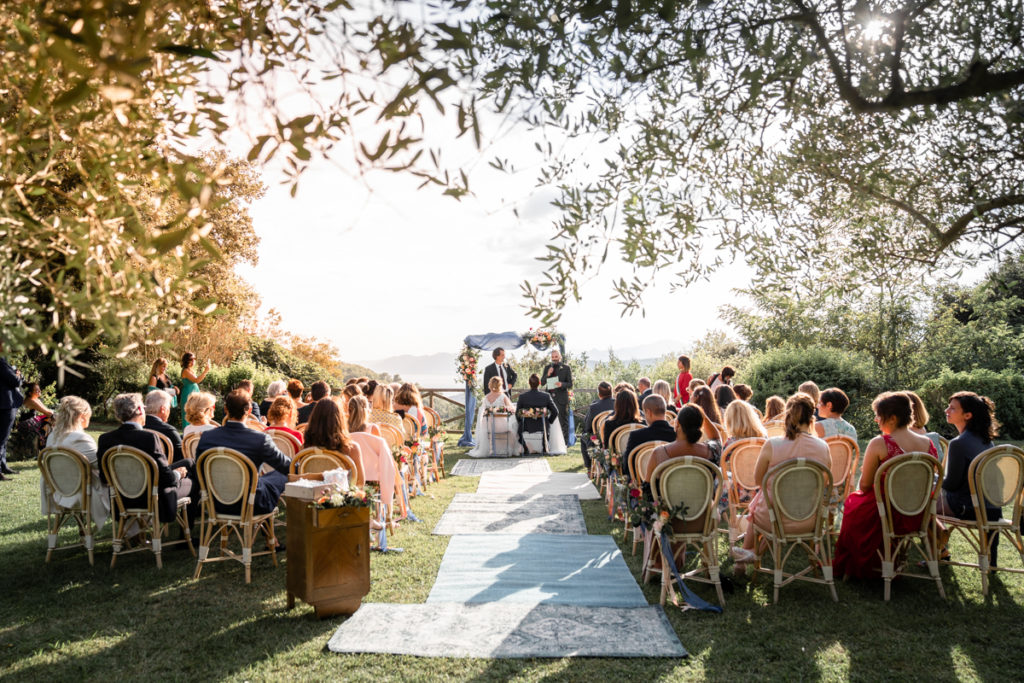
[587,419,1024,603]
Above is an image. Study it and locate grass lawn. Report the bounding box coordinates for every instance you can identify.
[2,434,1024,682]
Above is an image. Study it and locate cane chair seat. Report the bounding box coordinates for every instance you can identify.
[39,447,98,565]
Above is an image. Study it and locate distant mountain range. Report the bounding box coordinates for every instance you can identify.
[360,341,685,385]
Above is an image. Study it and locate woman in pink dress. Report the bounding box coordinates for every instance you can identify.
[834,392,938,579]
[732,393,831,573]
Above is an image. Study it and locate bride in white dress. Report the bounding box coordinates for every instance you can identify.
[468,377,523,457]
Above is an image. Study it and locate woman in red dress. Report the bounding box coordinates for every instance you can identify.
[834,392,938,579]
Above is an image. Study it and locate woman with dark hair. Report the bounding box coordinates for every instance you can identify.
[303,397,362,469]
[733,393,831,573]
[602,389,643,448]
[708,365,735,391]
[834,391,937,579]
[645,405,723,482]
[762,395,785,423]
[814,387,857,440]
[673,355,693,409]
[715,384,737,413]
[691,386,724,441]
[179,352,210,428]
[937,391,1002,561]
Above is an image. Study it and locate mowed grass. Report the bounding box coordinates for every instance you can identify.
[2,435,1024,682]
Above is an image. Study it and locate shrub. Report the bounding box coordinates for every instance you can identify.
[917,368,1024,440]
[744,346,880,437]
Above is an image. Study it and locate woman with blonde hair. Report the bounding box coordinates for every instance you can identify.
[652,380,672,407]
[147,357,178,405]
[42,396,110,528]
[394,382,426,435]
[183,391,217,437]
[733,393,831,573]
[370,385,403,430]
[723,400,767,445]
[904,390,942,454]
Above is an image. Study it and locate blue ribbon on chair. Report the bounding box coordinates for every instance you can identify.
[659,529,723,613]
[375,504,403,553]
[400,479,421,523]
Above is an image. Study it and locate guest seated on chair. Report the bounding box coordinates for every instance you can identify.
[645,405,723,482]
[581,381,614,469]
[723,400,767,447]
[715,384,737,413]
[624,395,677,463]
[690,386,724,441]
[652,380,672,410]
[814,387,857,441]
[348,395,394,510]
[265,396,303,444]
[762,395,785,423]
[183,391,217,438]
[99,393,199,528]
[286,379,306,410]
[196,390,292,516]
[297,380,331,424]
[602,389,643,448]
[733,393,831,574]
[43,395,111,529]
[234,379,262,421]
[17,382,53,449]
[905,390,942,454]
[302,397,363,471]
[259,380,286,419]
[394,383,427,434]
[637,377,652,403]
[144,390,183,461]
[370,385,403,430]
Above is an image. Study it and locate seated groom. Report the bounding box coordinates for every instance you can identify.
[98,393,200,527]
[624,395,676,462]
[580,381,613,469]
[196,389,292,516]
[515,374,558,453]
[144,389,183,462]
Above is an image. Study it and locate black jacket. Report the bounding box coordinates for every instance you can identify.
[98,422,185,521]
[482,362,517,396]
[624,420,676,460]
[144,414,184,462]
[515,388,558,433]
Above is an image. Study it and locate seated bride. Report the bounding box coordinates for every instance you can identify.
[468,376,523,457]
[514,374,567,456]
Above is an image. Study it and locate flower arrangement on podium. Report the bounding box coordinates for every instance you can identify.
[455,344,480,387]
[313,484,376,510]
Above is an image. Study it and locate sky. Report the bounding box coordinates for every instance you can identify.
[235,148,752,364]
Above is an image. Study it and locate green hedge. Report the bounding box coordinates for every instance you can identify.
[743,346,881,438]
[917,368,1024,440]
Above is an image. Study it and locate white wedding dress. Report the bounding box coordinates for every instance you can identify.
[468,393,523,457]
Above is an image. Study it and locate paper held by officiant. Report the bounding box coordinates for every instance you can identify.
[545,377,558,391]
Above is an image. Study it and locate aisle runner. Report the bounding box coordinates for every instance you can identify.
[475,472,601,500]
[432,494,586,536]
[451,458,552,477]
[427,534,645,606]
[326,603,686,658]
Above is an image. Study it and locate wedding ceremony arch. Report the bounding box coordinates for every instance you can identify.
[456,330,574,448]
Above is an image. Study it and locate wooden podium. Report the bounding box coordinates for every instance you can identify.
[284,497,370,617]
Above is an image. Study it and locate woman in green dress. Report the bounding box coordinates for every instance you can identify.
[179,352,211,429]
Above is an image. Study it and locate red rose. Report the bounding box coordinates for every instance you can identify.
[630,488,641,498]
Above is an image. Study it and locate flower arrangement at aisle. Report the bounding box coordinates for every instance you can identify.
[517,406,548,419]
[312,483,377,510]
[455,344,480,387]
[590,438,616,472]
[428,424,446,441]
[390,443,411,467]
[627,493,690,536]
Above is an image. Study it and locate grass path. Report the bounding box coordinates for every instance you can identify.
[2,439,1023,681]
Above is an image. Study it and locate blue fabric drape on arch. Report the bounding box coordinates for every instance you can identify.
[458,331,574,447]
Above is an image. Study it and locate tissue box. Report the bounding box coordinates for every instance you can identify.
[284,475,333,501]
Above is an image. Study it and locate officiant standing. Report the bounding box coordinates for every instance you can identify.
[482,348,517,398]
[542,349,573,442]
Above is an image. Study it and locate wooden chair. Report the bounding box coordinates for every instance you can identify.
[764,420,785,438]
[292,447,363,486]
[751,458,837,603]
[876,452,946,601]
[378,423,404,450]
[625,441,667,554]
[936,445,1024,596]
[182,432,201,459]
[245,418,266,432]
[649,457,726,607]
[936,435,950,466]
[193,447,278,583]
[591,410,613,436]
[722,437,766,545]
[268,429,301,459]
[145,429,175,462]
[38,447,98,565]
[824,435,860,532]
[665,410,677,424]
[606,423,644,512]
[423,407,445,479]
[102,445,194,569]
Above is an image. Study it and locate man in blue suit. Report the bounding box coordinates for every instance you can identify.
[197,389,292,516]
[0,343,24,479]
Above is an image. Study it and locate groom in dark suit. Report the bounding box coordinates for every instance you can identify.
[515,374,558,453]
[482,348,517,398]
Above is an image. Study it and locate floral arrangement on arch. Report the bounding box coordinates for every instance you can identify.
[522,328,564,351]
[455,344,480,387]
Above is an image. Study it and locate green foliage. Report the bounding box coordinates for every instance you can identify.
[917,368,1024,440]
[744,346,880,437]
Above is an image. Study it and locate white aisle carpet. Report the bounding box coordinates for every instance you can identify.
[475,472,601,500]
[451,458,552,477]
[432,494,587,536]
